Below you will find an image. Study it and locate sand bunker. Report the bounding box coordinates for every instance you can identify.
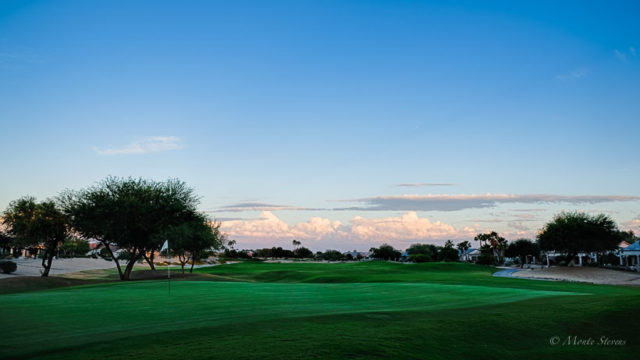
[511,266,640,286]
[0,258,120,279]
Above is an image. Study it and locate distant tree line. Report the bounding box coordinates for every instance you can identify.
[471,212,632,267]
[3,182,636,278]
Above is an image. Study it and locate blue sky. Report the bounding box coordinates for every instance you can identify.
[1,0,639,250]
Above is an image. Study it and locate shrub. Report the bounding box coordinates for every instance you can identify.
[0,260,17,274]
[409,254,431,263]
[601,253,619,266]
[59,238,91,258]
[476,252,494,265]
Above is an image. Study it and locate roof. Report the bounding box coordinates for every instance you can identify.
[622,242,640,251]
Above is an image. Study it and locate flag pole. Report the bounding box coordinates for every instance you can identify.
[168,241,171,296]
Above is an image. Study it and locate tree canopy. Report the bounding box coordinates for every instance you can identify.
[406,243,436,262]
[537,212,622,256]
[505,239,539,268]
[163,212,224,273]
[60,177,201,280]
[370,244,401,261]
[2,196,68,276]
[474,231,507,263]
[439,240,459,262]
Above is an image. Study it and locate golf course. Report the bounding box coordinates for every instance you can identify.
[1,261,638,359]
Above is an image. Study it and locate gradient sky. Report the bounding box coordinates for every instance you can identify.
[1,0,639,251]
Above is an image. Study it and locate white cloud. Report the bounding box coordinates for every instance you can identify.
[93,136,183,155]
[507,221,530,232]
[622,216,640,234]
[221,211,344,241]
[349,211,473,242]
[555,68,589,81]
[615,47,636,63]
[221,211,479,250]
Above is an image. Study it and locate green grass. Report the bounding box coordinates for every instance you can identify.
[1,261,639,359]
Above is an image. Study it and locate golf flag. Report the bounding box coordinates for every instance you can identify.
[161,239,171,295]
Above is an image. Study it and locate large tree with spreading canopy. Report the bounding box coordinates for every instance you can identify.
[537,212,622,260]
[60,177,201,280]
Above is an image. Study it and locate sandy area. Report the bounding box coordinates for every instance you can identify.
[510,266,640,286]
[0,258,120,279]
[0,257,225,280]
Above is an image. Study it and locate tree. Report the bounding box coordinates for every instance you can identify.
[0,231,14,255]
[292,239,301,248]
[537,212,622,263]
[406,243,435,262]
[474,232,506,263]
[619,230,637,244]
[58,237,91,258]
[60,177,200,280]
[456,241,471,260]
[439,240,459,262]
[163,213,224,274]
[294,246,313,258]
[505,239,539,268]
[2,197,68,277]
[370,244,401,261]
[320,249,344,261]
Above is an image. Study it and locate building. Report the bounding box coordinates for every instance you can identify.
[618,242,640,271]
[460,248,481,262]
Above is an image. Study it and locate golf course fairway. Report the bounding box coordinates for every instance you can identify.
[1,262,638,359]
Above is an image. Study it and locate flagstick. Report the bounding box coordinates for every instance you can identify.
[168,243,171,296]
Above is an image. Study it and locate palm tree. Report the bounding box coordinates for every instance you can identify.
[292,239,301,248]
[457,241,471,261]
[475,232,506,263]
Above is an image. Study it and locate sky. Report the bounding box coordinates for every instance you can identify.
[1,0,639,251]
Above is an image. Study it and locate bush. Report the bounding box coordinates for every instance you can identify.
[601,253,620,266]
[58,238,91,258]
[409,254,432,263]
[476,252,494,265]
[0,260,17,274]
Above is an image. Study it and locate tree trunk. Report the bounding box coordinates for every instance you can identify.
[41,251,54,277]
[102,241,124,280]
[189,252,197,273]
[122,249,142,280]
[142,253,156,270]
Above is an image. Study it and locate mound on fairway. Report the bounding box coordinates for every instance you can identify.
[1,262,638,360]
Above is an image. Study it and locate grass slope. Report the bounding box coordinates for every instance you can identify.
[1,262,638,359]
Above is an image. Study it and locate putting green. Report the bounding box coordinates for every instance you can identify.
[1,280,578,358]
[1,262,638,359]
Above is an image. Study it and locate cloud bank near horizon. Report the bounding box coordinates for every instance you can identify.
[217,194,640,215]
[221,211,485,250]
[336,194,640,212]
